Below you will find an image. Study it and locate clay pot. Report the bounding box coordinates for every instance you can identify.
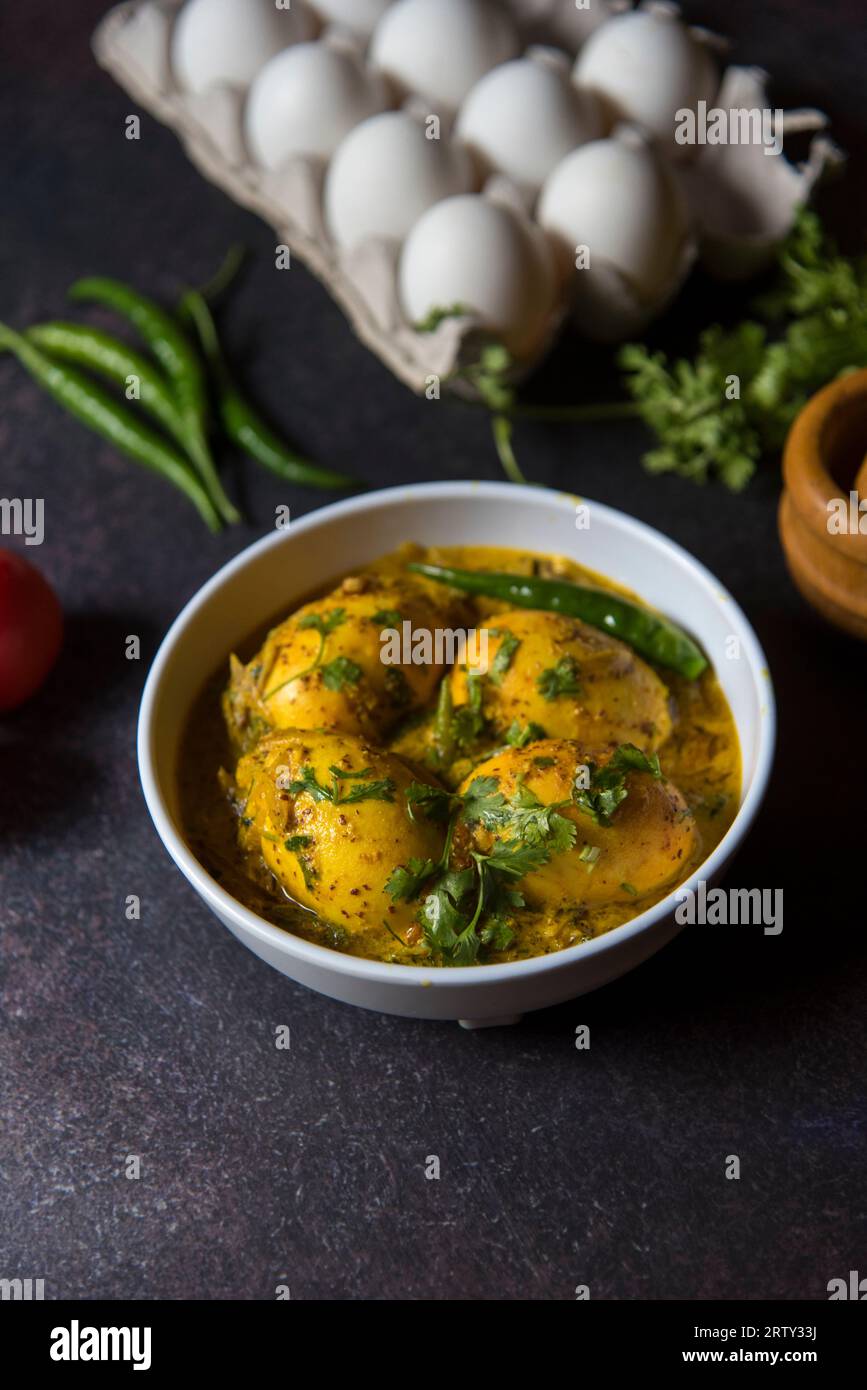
[779,368,867,640]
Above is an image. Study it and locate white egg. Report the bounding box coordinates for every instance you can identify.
[399,194,557,359]
[538,134,690,299]
[370,0,520,113]
[324,112,474,250]
[172,0,316,95]
[573,7,718,157]
[306,0,393,42]
[455,54,602,193]
[245,42,387,169]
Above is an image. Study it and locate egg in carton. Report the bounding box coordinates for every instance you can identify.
[91,0,839,392]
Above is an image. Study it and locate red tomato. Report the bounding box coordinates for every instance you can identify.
[0,549,63,712]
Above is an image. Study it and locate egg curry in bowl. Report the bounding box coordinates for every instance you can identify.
[178,545,740,966]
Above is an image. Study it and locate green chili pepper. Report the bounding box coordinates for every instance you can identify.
[67,276,240,524]
[0,321,221,533]
[407,562,708,680]
[432,675,456,769]
[179,288,354,490]
[27,321,189,454]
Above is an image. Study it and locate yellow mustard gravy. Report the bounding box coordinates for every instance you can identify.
[177,544,741,966]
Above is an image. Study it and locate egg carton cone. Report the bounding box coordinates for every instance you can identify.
[91,0,840,395]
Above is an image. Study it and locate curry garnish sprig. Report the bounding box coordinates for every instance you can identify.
[264,609,348,698]
[505,720,547,749]
[488,631,520,685]
[450,670,489,749]
[320,656,363,692]
[283,834,317,889]
[572,744,662,827]
[537,654,583,700]
[388,772,579,965]
[287,764,396,805]
[372,608,403,629]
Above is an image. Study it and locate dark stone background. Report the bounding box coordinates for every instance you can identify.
[1,0,865,1300]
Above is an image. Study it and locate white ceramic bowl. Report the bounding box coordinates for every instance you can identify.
[138,482,775,1027]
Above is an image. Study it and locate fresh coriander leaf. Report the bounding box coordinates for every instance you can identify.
[287,766,333,801]
[505,719,547,748]
[572,743,661,827]
[537,655,583,701]
[414,303,471,334]
[404,782,454,823]
[506,780,577,853]
[321,656,363,691]
[477,838,550,880]
[372,609,403,628]
[386,857,437,902]
[461,775,507,828]
[298,608,346,638]
[578,844,601,872]
[283,834,316,889]
[451,670,488,748]
[480,916,516,951]
[265,608,348,697]
[489,633,520,685]
[454,340,515,413]
[435,867,476,903]
[419,882,469,955]
[384,667,411,707]
[336,776,395,804]
[289,764,395,805]
[607,744,662,779]
[621,882,638,897]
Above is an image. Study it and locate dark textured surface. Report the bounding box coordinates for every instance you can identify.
[1,0,866,1301]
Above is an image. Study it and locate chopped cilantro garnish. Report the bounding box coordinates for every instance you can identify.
[489,633,520,685]
[264,608,347,698]
[321,656,363,691]
[411,773,576,965]
[505,719,547,748]
[283,834,316,889]
[573,744,662,826]
[287,764,395,805]
[450,670,488,749]
[404,781,453,823]
[372,609,403,628]
[537,655,583,701]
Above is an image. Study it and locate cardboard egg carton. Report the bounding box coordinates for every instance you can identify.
[92,0,840,395]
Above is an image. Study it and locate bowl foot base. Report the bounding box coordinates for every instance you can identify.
[458,1014,523,1030]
